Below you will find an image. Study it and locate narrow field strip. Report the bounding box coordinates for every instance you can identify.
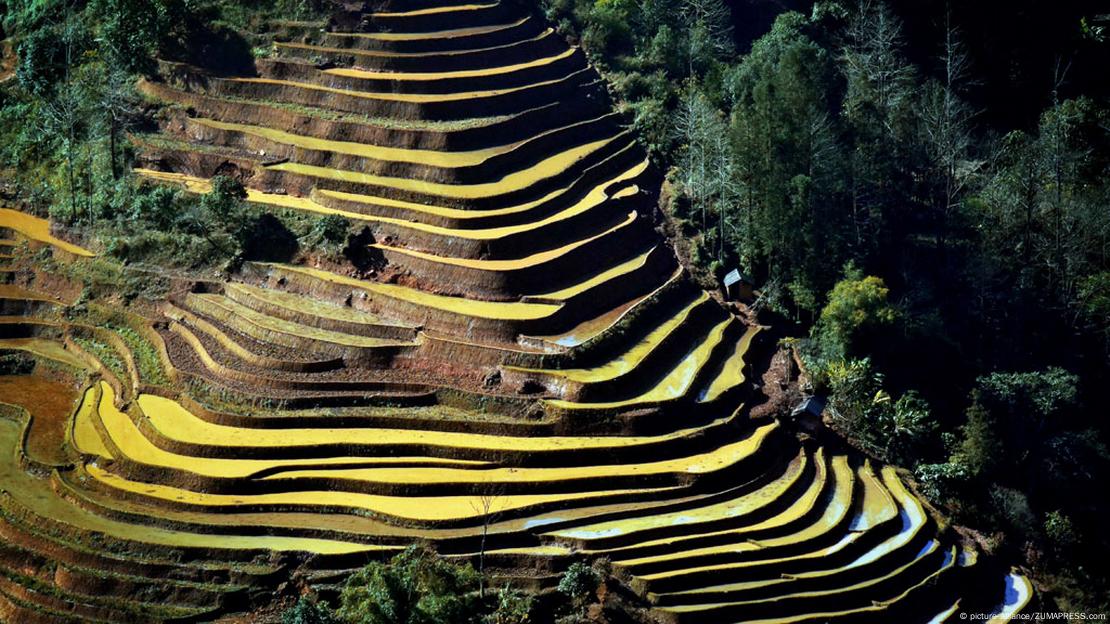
[698,325,762,403]
[373,211,638,271]
[330,17,529,41]
[188,293,415,349]
[547,318,734,410]
[228,67,583,104]
[86,464,681,523]
[0,418,375,554]
[0,208,94,257]
[135,388,749,454]
[508,292,709,384]
[323,47,576,81]
[277,28,553,60]
[265,264,560,321]
[93,383,485,479]
[371,3,499,18]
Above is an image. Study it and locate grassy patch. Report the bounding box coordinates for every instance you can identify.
[73,337,127,383]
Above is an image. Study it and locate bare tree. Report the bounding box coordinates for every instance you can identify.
[842,0,914,132]
[681,0,734,74]
[470,485,503,600]
[920,12,977,253]
[37,2,83,223]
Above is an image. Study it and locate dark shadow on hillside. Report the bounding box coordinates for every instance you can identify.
[160,8,257,77]
[343,227,386,274]
[243,214,299,262]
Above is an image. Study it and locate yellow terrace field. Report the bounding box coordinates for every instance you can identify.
[138,154,646,244]
[552,447,805,542]
[372,211,638,272]
[187,293,414,348]
[87,464,681,523]
[0,337,88,369]
[323,47,577,81]
[134,389,747,454]
[266,264,561,321]
[260,421,778,486]
[547,317,734,410]
[371,3,499,18]
[277,28,555,60]
[224,282,412,328]
[331,17,530,41]
[0,207,94,256]
[0,417,377,555]
[228,68,581,105]
[90,383,486,479]
[317,151,648,225]
[267,134,623,200]
[192,117,516,167]
[699,325,761,403]
[508,292,709,383]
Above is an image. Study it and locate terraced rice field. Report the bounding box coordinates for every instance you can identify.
[0,1,1032,622]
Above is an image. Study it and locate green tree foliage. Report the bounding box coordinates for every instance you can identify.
[284,596,339,624]
[337,545,481,624]
[974,98,1110,326]
[485,586,533,624]
[556,562,600,610]
[975,368,1078,467]
[15,26,67,98]
[949,393,1000,478]
[810,269,897,361]
[308,214,352,252]
[822,358,935,465]
[1,0,62,33]
[93,0,167,74]
[724,12,847,313]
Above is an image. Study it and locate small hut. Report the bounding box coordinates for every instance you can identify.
[723,268,755,302]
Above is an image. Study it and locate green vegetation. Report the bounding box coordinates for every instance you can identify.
[0,352,35,376]
[555,0,1109,612]
[0,0,331,273]
[0,0,1102,618]
[555,561,600,611]
[279,546,538,624]
[73,335,126,381]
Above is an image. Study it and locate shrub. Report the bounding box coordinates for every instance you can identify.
[16,26,67,98]
[810,268,897,362]
[990,486,1037,535]
[1044,510,1078,551]
[0,352,35,376]
[485,586,533,624]
[309,214,352,250]
[283,596,338,624]
[556,562,599,607]
[337,545,480,624]
[823,358,936,465]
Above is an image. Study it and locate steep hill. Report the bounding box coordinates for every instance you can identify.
[0,1,1031,622]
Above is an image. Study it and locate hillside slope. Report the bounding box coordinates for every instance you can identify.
[0,1,1030,622]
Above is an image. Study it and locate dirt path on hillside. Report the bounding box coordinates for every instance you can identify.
[0,40,15,84]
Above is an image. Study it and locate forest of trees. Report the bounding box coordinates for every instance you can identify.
[540,0,1110,612]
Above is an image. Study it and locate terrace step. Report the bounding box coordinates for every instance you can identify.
[183,292,418,363]
[544,315,742,414]
[0,0,1030,617]
[319,15,542,54]
[161,321,434,398]
[223,282,419,340]
[176,109,622,186]
[274,27,563,73]
[256,44,588,96]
